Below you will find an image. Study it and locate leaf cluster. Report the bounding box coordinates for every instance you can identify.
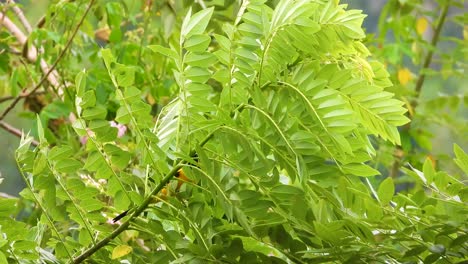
[0,0,466,263]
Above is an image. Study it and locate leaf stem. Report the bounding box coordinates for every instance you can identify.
[52,171,97,246]
[15,158,74,262]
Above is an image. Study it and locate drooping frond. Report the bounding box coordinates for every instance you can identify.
[315,64,410,144]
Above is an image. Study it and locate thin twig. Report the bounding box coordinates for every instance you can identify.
[72,132,215,263]
[0,0,95,121]
[389,2,450,178]
[0,120,39,146]
[0,91,46,104]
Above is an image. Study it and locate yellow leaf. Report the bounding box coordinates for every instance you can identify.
[95,27,111,42]
[146,93,156,105]
[398,68,412,85]
[111,245,132,259]
[416,17,428,36]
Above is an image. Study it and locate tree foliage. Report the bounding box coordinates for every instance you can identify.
[0,0,466,263]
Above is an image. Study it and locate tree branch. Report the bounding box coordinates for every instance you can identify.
[0,8,60,92]
[412,3,450,109]
[7,0,33,33]
[0,12,36,60]
[0,91,46,104]
[0,0,95,121]
[389,2,450,178]
[0,120,39,146]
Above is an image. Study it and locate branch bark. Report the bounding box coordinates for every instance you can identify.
[0,12,60,88]
[0,120,39,146]
[412,3,450,109]
[0,91,46,104]
[7,0,33,33]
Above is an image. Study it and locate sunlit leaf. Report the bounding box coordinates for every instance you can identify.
[181,7,214,39]
[377,177,394,205]
[398,68,412,85]
[111,245,132,259]
[416,17,429,35]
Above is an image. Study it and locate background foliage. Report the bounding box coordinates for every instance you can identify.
[0,0,466,263]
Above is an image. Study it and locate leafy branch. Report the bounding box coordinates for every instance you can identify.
[15,155,75,262]
[72,131,215,263]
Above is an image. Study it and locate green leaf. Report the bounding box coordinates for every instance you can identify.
[104,144,131,170]
[113,64,135,87]
[451,234,468,248]
[55,158,82,173]
[101,48,116,77]
[13,240,37,251]
[232,236,292,262]
[422,158,435,184]
[0,252,7,264]
[80,198,104,212]
[114,190,131,211]
[184,35,211,53]
[148,45,178,60]
[343,163,380,177]
[116,101,151,125]
[214,34,231,50]
[79,229,93,246]
[404,245,427,257]
[33,152,47,175]
[80,90,96,109]
[0,198,18,216]
[453,144,468,175]
[84,151,104,172]
[184,67,211,83]
[115,107,131,124]
[36,115,45,144]
[89,120,118,142]
[377,177,394,205]
[41,101,70,120]
[424,253,441,264]
[181,7,214,39]
[116,86,141,104]
[270,185,303,201]
[185,52,217,67]
[72,119,87,136]
[112,245,133,259]
[75,70,87,97]
[82,105,107,120]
